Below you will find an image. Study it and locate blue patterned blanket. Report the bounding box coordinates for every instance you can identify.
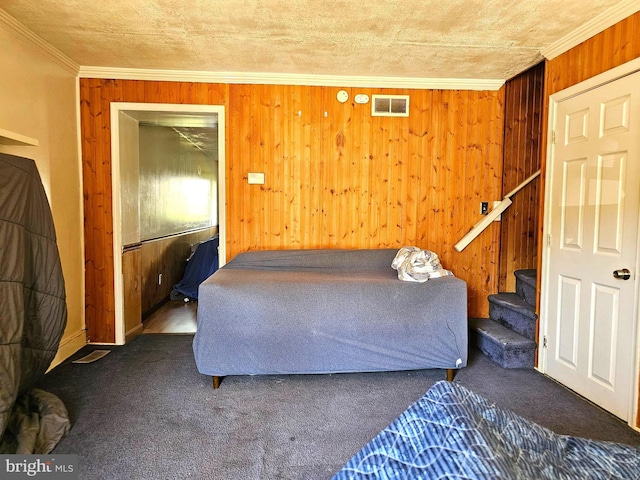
[334,381,640,479]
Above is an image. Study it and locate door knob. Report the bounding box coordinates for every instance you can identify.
[613,268,631,280]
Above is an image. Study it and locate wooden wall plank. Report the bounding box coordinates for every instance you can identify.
[302,87,315,244]
[122,246,141,340]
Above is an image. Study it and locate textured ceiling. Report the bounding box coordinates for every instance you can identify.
[0,0,628,81]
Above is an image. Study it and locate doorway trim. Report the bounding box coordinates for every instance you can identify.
[110,102,226,345]
[540,56,640,429]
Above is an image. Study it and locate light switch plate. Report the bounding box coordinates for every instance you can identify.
[248,172,265,185]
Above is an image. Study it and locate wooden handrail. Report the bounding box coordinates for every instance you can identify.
[454,170,540,252]
[504,170,541,198]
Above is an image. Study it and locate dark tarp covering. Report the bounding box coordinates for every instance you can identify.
[171,234,219,300]
[0,153,69,453]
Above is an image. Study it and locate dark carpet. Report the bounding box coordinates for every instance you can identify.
[36,334,640,479]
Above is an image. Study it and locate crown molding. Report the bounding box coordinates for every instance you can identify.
[78,66,504,91]
[542,0,640,60]
[0,9,79,76]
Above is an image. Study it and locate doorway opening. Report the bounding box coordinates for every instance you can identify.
[110,102,226,344]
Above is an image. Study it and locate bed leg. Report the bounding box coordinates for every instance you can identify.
[212,376,223,389]
[446,369,455,382]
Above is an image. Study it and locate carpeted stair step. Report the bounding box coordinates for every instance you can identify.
[488,293,537,341]
[515,269,537,307]
[469,318,536,369]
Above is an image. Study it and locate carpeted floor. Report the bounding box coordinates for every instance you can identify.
[36,334,640,479]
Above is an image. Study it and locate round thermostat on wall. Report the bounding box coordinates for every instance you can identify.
[336,89,349,103]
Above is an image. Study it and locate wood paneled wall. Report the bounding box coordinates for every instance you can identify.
[499,63,544,292]
[546,12,640,97]
[81,79,505,343]
[226,86,506,303]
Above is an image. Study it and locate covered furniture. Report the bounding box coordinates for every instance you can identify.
[334,381,640,479]
[0,154,69,453]
[171,234,219,301]
[192,248,468,387]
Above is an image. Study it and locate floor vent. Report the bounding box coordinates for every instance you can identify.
[72,349,111,364]
[371,94,410,117]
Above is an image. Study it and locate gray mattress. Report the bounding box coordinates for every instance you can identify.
[192,249,468,378]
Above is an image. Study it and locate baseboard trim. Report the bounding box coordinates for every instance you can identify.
[49,329,87,370]
[125,323,144,343]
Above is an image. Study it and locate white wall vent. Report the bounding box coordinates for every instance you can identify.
[371,95,410,117]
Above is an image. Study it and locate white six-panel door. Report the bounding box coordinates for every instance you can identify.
[542,70,640,421]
